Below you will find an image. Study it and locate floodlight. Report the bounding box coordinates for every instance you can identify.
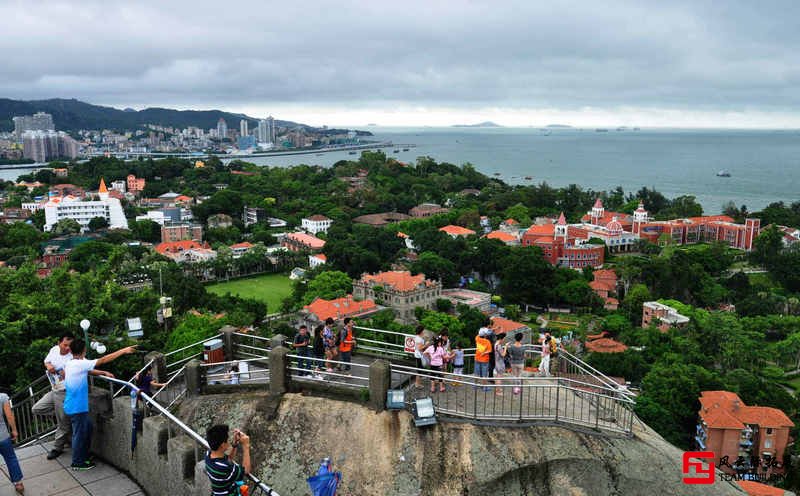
[412,397,437,427]
[387,389,405,410]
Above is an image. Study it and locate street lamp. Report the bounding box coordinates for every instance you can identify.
[80,319,90,346]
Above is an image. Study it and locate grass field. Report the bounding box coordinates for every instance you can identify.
[206,273,293,312]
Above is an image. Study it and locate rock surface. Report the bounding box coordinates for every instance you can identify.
[179,392,747,496]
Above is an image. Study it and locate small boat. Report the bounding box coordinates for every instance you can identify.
[393,149,400,153]
[348,151,357,155]
[316,153,323,156]
[595,128,608,132]
[402,148,409,151]
[493,172,502,176]
[716,170,731,177]
[524,176,533,180]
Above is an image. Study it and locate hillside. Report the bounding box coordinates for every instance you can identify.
[0,98,371,136]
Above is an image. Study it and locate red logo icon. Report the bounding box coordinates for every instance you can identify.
[683,451,715,484]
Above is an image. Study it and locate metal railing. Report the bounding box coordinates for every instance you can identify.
[391,363,635,436]
[165,334,222,371]
[94,375,280,496]
[201,357,270,385]
[9,375,56,445]
[286,354,370,389]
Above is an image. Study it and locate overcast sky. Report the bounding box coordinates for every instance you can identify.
[3,0,799,127]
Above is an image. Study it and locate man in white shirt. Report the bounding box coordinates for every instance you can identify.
[65,339,137,470]
[32,333,74,460]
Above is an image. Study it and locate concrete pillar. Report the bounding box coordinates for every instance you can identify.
[185,359,203,397]
[220,325,237,361]
[271,333,288,349]
[167,435,197,482]
[145,351,167,384]
[369,359,391,412]
[269,345,290,395]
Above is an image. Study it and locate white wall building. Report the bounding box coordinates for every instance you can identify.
[44,179,126,231]
[301,215,333,235]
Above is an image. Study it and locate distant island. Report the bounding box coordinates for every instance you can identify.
[545,124,573,128]
[452,121,502,128]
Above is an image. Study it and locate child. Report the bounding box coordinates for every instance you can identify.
[452,343,464,376]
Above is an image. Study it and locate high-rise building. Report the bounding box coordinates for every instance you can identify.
[257,119,268,143]
[216,118,228,140]
[22,131,79,162]
[267,116,276,143]
[240,119,248,137]
[13,112,55,139]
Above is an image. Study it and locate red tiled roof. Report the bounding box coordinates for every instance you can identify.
[557,212,566,225]
[737,480,786,496]
[397,231,409,238]
[700,391,794,429]
[585,338,628,353]
[486,231,518,243]
[360,270,433,292]
[503,218,519,225]
[439,225,476,236]
[285,232,326,249]
[303,295,377,321]
[589,280,614,292]
[155,240,205,254]
[489,317,528,334]
[230,242,253,249]
[306,214,331,221]
[175,195,192,202]
[313,253,327,261]
[593,269,617,281]
[524,224,555,237]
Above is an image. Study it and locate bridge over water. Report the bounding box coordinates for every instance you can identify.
[7,326,636,494]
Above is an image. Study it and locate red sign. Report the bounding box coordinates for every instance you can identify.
[682,451,715,485]
[404,336,416,353]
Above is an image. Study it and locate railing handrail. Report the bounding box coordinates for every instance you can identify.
[199,357,270,368]
[353,325,411,338]
[164,334,222,358]
[95,375,280,496]
[113,359,155,398]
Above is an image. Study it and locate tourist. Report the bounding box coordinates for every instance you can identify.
[32,332,74,460]
[424,337,448,393]
[292,325,312,376]
[474,328,492,391]
[229,364,240,385]
[312,324,325,378]
[486,327,497,379]
[508,333,526,395]
[539,334,552,377]
[413,325,427,388]
[322,317,338,373]
[493,333,507,395]
[452,343,465,377]
[338,318,356,373]
[205,424,251,496]
[64,340,137,470]
[135,365,167,397]
[0,391,24,494]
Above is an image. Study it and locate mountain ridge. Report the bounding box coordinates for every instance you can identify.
[0,97,371,136]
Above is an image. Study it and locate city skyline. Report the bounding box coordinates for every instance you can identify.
[2,1,800,128]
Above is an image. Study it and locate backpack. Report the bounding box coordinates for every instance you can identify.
[549,339,558,356]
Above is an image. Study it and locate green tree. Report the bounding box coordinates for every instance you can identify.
[621,284,651,326]
[302,270,353,305]
[410,252,458,287]
[88,216,109,231]
[52,218,81,235]
[130,220,161,243]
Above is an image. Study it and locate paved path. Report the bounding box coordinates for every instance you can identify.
[0,442,143,496]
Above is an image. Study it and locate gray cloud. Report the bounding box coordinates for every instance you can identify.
[2,0,799,115]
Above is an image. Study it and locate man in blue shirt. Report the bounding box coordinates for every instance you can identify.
[63,339,137,470]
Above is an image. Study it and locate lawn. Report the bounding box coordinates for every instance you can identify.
[206,273,293,312]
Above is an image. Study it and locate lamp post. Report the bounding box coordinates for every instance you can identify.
[80,319,91,347]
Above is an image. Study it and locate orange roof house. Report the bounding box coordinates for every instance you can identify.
[585,338,628,354]
[281,232,325,252]
[485,230,519,245]
[358,270,435,292]
[302,295,381,324]
[155,240,206,255]
[697,391,793,474]
[352,270,442,324]
[737,480,786,496]
[489,317,532,342]
[439,225,476,237]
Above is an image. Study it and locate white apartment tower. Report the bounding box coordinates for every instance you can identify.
[216,118,228,140]
[240,119,248,137]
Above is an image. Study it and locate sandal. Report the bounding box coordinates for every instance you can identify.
[14,482,24,494]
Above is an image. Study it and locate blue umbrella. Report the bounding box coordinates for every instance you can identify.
[307,458,341,496]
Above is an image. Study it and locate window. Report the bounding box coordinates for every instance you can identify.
[766,428,773,435]
[764,439,773,449]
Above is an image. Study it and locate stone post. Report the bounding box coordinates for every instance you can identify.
[271,333,288,349]
[145,351,167,384]
[185,359,203,397]
[369,359,392,412]
[269,345,290,395]
[220,325,237,361]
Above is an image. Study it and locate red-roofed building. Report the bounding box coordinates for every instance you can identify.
[521,213,606,269]
[127,175,146,194]
[585,338,628,354]
[439,225,476,238]
[282,232,326,252]
[230,242,253,258]
[155,240,215,263]
[353,270,442,323]
[489,317,532,343]
[590,269,619,310]
[301,295,382,326]
[697,391,793,474]
[309,253,327,268]
[485,230,519,245]
[409,203,449,218]
[581,198,634,231]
